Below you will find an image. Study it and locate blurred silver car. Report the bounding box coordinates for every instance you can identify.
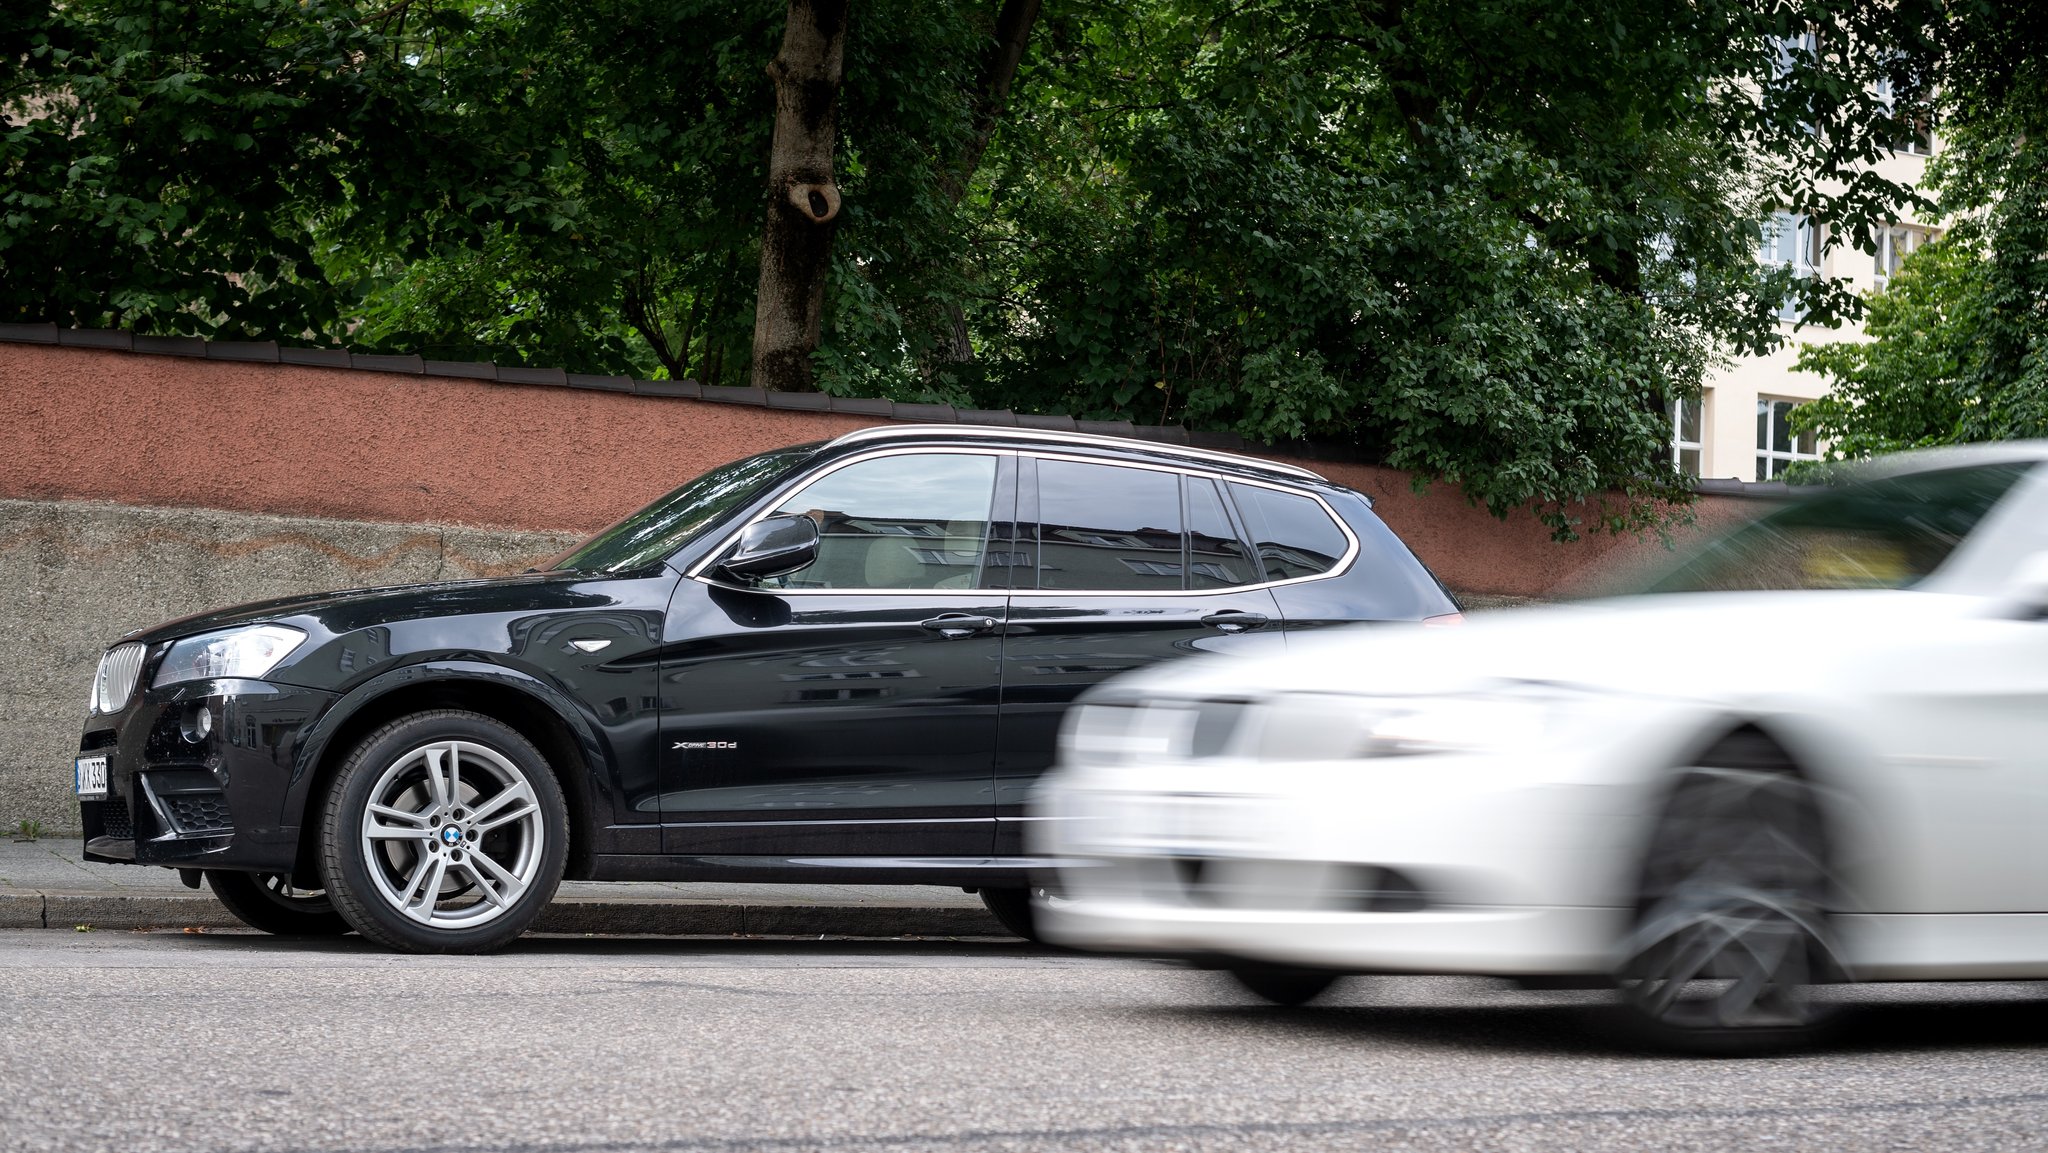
[1034,443,2048,1052]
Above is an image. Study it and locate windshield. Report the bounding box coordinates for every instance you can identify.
[546,444,819,574]
[1642,462,2033,594]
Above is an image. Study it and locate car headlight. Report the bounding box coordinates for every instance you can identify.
[152,625,307,688]
[1257,687,1571,761]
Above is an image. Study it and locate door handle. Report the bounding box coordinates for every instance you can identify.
[920,614,999,638]
[1201,610,1270,633]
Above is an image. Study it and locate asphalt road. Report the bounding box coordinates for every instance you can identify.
[5,930,2048,1153]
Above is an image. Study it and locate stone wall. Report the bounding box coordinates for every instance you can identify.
[1,498,578,832]
[1,340,1759,600]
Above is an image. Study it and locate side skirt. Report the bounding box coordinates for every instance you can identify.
[587,853,1061,887]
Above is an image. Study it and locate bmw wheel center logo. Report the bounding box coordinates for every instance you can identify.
[441,827,463,845]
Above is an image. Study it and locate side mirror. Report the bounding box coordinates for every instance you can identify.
[714,515,819,584]
[2001,550,2048,618]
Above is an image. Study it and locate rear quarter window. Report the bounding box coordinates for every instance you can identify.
[1227,482,1351,581]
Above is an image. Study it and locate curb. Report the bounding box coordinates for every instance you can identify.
[1,890,1008,938]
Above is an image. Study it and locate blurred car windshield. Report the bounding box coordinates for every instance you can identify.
[546,444,819,574]
[1643,462,2035,594]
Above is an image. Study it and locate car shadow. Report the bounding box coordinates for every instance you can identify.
[1144,974,2048,1058]
[142,933,2048,1055]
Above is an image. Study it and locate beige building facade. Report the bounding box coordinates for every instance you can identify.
[1682,138,1940,482]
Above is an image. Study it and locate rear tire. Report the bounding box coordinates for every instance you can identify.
[319,710,567,955]
[1615,746,1839,1055]
[1228,965,1340,1006]
[980,886,1052,943]
[205,871,349,936]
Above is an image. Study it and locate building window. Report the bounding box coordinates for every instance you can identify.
[1759,212,1821,322]
[1874,225,1934,289]
[1757,398,1820,480]
[1874,76,1936,155]
[1670,397,1703,477]
[1771,31,1817,80]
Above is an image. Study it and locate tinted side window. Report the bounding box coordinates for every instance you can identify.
[1187,477,1258,589]
[762,453,997,590]
[1229,483,1350,581]
[1038,460,1183,591]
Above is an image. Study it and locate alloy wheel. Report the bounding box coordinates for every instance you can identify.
[358,739,546,930]
[1615,761,1839,1050]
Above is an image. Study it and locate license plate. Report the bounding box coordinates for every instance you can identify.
[1105,792,1265,856]
[75,755,108,798]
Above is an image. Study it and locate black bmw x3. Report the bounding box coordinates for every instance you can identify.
[74,424,1459,952]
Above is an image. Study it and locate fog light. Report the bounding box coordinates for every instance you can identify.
[180,705,214,744]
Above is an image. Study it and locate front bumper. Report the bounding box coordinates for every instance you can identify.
[1042,896,1627,975]
[77,675,337,873]
[1033,751,1659,976]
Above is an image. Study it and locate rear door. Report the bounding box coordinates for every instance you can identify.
[994,456,1283,852]
[657,449,1014,858]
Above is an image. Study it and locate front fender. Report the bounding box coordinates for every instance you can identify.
[283,659,613,827]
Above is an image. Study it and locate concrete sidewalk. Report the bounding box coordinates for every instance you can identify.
[0,837,1008,938]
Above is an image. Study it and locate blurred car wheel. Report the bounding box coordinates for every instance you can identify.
[205,870,349,936]
[1228,964,1341,1006]
[1615,739,1838,1054]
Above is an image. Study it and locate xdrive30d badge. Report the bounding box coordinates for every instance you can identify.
[74,425,1458,952]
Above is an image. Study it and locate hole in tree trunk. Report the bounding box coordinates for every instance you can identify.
[807,190,830,218]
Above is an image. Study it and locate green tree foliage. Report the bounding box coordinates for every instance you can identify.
[2,0,1943,535]
[1794,1,2048,458]
[1792,236,1986,458]
[0,0,457,338]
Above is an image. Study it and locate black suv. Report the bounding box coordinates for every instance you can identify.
[74,425,1458,951]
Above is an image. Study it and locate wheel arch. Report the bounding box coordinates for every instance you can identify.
[1631,715,1858,909]
[287,663,605,886]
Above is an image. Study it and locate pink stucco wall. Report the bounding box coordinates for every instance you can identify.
[1,342,1757,598]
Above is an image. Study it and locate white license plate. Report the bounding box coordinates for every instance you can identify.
[74,755,108,798]
[1107,793,1265,856]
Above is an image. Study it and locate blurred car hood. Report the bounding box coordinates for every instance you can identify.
[1096,590,1995,704]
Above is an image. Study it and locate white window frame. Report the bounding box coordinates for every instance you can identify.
[1759,212,1822,322]
[1670,396,1704,478]
[1874,76,1935,156]
[1756,397,1821,481]
[1771,31,1817,81]
[1874,224,1934,290]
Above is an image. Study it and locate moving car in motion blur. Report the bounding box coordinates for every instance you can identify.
[72,424,1457,953]
[1035,443,2048,1052]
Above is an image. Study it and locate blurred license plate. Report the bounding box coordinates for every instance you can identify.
[1117,792,1261,855]
[75,755,108,798]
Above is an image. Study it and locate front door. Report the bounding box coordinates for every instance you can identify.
[657,450,1013,858]
[994,457,1283,853]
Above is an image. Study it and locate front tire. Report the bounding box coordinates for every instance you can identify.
[206,871,350,936]
[1228,965,1340,1006]
[1615,751,1838,1055]
[319,710,567,954]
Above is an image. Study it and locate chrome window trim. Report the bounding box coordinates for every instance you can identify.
[689,444,1359,598]
[687,446,1014,588]
[825,423,1325,482]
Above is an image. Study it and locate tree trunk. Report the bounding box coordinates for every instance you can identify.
[931,0,1041,371]
[750,0,849,392]
[946,0,1041,203]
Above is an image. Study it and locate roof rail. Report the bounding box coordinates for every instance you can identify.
[826,423,1325,481]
